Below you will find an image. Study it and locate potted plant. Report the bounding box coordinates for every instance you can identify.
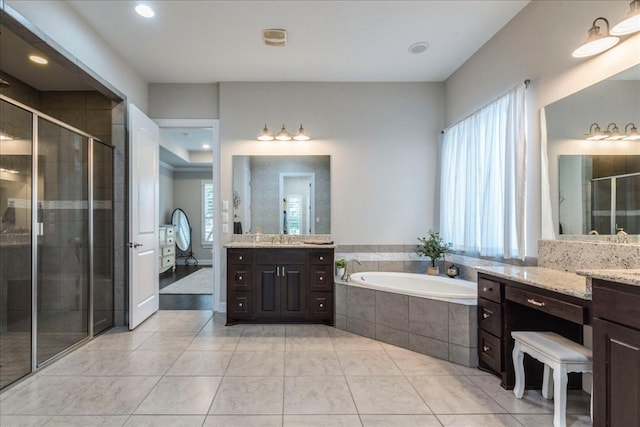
[417,229,452,275]
[335,259,346,277]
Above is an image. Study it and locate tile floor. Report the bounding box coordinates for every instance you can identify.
[0,310,592,426]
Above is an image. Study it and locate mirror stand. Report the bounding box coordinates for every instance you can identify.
[171,208,199,266]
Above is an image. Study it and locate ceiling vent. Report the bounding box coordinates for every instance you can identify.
[262,29,287,47]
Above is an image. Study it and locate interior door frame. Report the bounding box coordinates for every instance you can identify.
[155,118,221,312]
[279,172,316,235]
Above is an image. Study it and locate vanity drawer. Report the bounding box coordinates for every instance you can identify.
[308,292,333,320]
[228,266,251,291]
[478,329,502,373]
[165,227,174,236]
[309,266,333,291]
[161,255,175,269]
[228,249,252,265]
[161,245,174,256]
[479,298,502,337]
[593,283,640,330]
[309,251,332,265]
[506,286,585,324]
[478,277,503,303]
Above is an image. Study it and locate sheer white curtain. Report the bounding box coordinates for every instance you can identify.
[440,84,527,259]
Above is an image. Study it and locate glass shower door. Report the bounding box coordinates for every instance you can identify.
[36,117,89,364]
[0,100,33,388]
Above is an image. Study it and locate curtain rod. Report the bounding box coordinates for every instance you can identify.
[441,79,530,134]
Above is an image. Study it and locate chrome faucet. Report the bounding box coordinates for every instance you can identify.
[616,227,628,244]
[341,259,362,282]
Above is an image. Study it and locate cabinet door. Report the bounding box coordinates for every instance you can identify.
[281,264,308,318]
[593,318,640,427]
[256,264,279,318]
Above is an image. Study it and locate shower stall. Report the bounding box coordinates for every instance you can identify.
[0,95,114,390]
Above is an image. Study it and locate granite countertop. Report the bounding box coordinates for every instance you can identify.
[224,241,336,249]
[576,269,640,288]
[477,266,591,300]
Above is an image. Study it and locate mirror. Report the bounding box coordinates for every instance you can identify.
[544,63,640,237]
[232,155,331,235]
[559,155,640,235]
[171,208,198,264]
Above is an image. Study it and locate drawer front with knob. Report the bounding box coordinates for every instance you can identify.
[309,292,333,319]
[478,329,502,373]
[506,286,585,324]
[229,292,252,318]
[478,298,502,337]
[310,251,332,265]
[229,249,252,265]
[310,267,333,291]
[478,277,503,303]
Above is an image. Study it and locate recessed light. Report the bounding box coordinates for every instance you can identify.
[202,144,210,149]
[135,4,155,18]
[29,55,48,65]
[408,41,429,55]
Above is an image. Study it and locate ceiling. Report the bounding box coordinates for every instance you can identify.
[65,0,529,83]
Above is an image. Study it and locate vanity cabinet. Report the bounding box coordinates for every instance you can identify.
[593,279,640,427]
[478,272,588,390]
[226,247,334,325]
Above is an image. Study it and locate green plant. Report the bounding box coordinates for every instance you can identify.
[335,259,346,269]
[417,229,452,267]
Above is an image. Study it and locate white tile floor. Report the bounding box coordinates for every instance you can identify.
[0,310,592,427]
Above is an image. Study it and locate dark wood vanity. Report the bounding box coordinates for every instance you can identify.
[477,272,591,390]
[226,247,334,325]
[592,278,640,426]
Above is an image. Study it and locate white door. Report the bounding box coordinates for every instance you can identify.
[128,104,160,329]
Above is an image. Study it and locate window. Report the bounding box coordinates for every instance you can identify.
[440,84,527,259]
[202,180,214,245]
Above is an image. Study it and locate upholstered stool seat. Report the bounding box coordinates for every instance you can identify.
[511,331,592,427]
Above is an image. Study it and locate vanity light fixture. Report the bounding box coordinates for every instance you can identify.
[572,17,619,58]
[293,124,310,141]
[584,123,607,140]
[0,133,13,141]
[604,123,624,140]
[622,123,640,140]
[275,124,292,141]
[611,0,640,35]
[29,54,48,65]
[257,124,274,141]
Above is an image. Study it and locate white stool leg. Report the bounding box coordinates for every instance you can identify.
[512,341,525,399]
[542,364,554,399]
[552,364,568,427]
[590,382,593,422]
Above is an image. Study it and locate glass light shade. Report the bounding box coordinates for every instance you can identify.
[572,18,619,58]
[293,124,310,141]
[275,125,292,141]
[611,1,640,35]
[257,124,274,141]
[584,123,607,140]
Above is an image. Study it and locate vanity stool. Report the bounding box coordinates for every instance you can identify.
[511,331,592,427]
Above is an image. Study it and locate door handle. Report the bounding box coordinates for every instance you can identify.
[127,242,143,248]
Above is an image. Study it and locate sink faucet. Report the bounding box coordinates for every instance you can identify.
[341,259,362,282]
[616,227,628,244]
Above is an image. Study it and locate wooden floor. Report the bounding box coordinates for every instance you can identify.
[159,265,213,310]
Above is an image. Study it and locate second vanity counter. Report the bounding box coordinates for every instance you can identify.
[476,265,591,300]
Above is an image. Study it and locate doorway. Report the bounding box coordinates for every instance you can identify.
[155,119,220,311]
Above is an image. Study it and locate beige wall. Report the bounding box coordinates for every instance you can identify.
[149,84,220,119]
[444,0,640,255]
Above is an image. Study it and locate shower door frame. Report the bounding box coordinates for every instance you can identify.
[1,94,114,375]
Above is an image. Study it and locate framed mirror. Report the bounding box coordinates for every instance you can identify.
[232,155,331,235]
[544,63,640,238]
[171,208,198,265]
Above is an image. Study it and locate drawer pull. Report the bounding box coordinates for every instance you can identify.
[527,298,546,307]
[319,276,324,281]
[319,256,324,261]
[238,255,243,261]
[319,303,324,308]
[483,345,491,352]
[238,302,243,307]
[482,310,492,319]
[238,276,243,281]
[483,287,492,292]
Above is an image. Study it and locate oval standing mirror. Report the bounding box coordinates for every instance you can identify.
[171,208,198,265]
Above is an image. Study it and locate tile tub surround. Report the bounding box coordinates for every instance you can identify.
[335,281,478,367]
[0,309,593,426]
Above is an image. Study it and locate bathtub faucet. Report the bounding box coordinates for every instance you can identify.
[342,259,362,282]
